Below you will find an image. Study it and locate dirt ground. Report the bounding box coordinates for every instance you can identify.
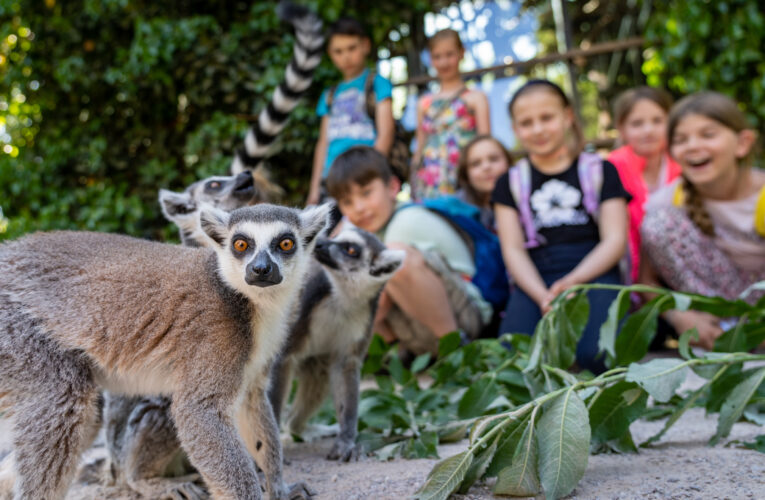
[1,371,763,499]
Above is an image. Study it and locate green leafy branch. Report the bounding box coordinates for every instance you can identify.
[415,350,765,500]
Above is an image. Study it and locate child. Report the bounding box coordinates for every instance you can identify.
[307,17,394,206]
[411,29,490,201]
[456,135,513,230]
[640,91,765,350]
[608,87,682,283]
[492,80,630,373]
[326,146,493,355]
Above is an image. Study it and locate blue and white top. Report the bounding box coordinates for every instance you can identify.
[316,68,392,176]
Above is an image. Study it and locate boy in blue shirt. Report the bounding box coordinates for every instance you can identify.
[307,17,394,205]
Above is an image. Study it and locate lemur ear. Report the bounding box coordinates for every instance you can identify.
[199,206,230,247]
[159,189,197,222]
[299,203,332,247]
[370,249,405,278]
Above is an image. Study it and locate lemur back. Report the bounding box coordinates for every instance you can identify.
[269,227,403,461]
[0,203,329,500]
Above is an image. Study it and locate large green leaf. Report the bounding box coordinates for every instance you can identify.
[459,436,499,494]
[494,419,541,496]
[614,296,668,366]
[714,320,765,353]
[484,414,531,477]
[413,450,473,500]
[457,376,499,419]
[598,288,631,360]
[711,367,765,445]
[625,358,689,403]
[553,292,590,369]
[588,382,647,444]
[537,390,591,500]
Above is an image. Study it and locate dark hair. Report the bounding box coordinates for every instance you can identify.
[508,79,584,155]
[457,135,513,205]
[326,146,393,200]
[668,91,754,237]
[613,86,673,127]
[427,28,464,51]
[327,17,368,41]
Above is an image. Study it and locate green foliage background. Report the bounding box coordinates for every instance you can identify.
[644,0,765,131]
[0,0,433,241]
[1,0,763,240]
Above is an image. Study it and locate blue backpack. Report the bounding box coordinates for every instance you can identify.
[419,196,510,312]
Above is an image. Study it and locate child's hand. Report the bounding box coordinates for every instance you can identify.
[548,275,580,301]
[665,310,723,350]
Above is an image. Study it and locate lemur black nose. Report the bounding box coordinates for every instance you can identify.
[246,251,282,287]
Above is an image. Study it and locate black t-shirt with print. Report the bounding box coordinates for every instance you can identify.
[491,157,631,246]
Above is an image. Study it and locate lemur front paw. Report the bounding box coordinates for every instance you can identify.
[326,439,358,462]
[276,481,316,500]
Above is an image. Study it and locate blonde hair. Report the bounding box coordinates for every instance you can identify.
[457,135,513,205]
[427,28,463,51]
[668,91,754,236]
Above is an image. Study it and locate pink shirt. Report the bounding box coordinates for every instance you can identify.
[608,145,681,282]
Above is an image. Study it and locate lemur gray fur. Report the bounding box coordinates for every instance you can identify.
[0,202,330,500]
[269,226,404,461]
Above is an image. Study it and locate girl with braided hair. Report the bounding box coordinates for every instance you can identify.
[640,91,765,349]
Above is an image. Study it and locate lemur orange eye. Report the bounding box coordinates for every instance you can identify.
[346,246,357,256]
[279,239,294,251]
[233,239,248,252]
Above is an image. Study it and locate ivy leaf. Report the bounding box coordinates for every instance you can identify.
[598,288,631,360]
[625,358,689,403]
[494,419,541,496]
[711,367,765,445]
[588,382,647,444]
[537,389,591,500]
[413,450,473,500]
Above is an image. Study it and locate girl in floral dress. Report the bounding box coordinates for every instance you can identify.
[491,80,631,373]
[411,29,490,200]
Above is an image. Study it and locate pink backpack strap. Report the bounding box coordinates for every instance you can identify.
[508,158,543,249]
[577,152,604,220]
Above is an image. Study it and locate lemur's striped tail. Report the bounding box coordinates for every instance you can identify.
[231,1,324,174]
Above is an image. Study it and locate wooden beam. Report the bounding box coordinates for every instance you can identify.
[393,37,646,87]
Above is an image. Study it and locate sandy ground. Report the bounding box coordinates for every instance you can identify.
[1,371,763,499]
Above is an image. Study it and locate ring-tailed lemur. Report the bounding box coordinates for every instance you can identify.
[0,203,330,500]
[270,226,404,461]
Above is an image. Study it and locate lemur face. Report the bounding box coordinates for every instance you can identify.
[159,169,283,247]
[200,204,330,296]
[314,227,404,283]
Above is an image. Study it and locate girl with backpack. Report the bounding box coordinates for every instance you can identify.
[491,80,631,373]
[640,92,765,350]
[411,29,490,201]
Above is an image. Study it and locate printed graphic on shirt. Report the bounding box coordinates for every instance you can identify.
[531,179,590,228]
[327,87,375,142]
